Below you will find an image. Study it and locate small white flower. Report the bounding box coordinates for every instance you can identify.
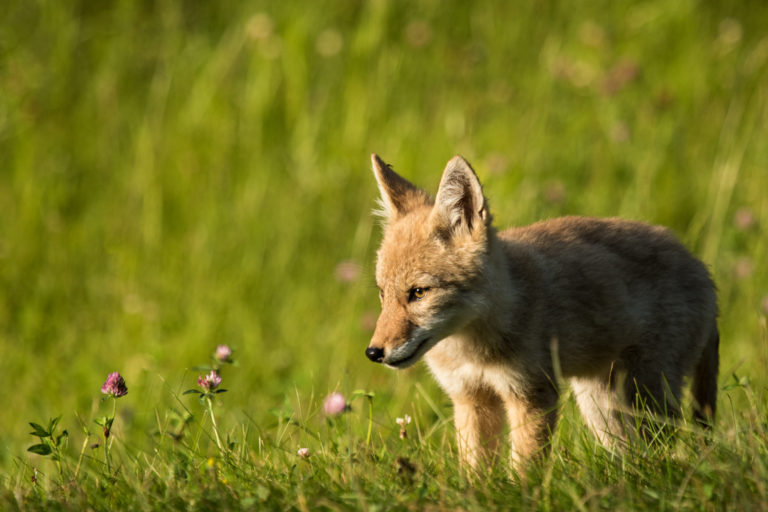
[396,414,412,440]
[297,447,310,458]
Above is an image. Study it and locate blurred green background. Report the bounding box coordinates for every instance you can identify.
[1,0,766,464]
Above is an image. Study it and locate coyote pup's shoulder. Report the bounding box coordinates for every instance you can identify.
[365,154,719,470]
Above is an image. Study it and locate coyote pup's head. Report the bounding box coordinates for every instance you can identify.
[366,154,493,369]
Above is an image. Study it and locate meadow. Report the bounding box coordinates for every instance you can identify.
[1,0,767,509]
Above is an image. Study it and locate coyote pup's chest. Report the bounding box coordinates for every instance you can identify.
[425,336,526,399]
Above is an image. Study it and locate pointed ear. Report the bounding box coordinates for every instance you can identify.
[371,154,428,220]
[430,156,490,237]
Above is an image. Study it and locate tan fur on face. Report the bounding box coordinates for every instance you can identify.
[367,154,719,471]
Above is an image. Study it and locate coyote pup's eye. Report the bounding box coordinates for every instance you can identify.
[408,287,429,302]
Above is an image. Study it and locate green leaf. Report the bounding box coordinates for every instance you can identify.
[27,443,52,456]
[94,416,113,429]
[724,373,751,391]
[49,416,61,432]
[56,430,69,445]
[183,389,203,395]
[214,389,228,394]
[29,423,50,438]
[269,407,292,421]
[191,365,213,372]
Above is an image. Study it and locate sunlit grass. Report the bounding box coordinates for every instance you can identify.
[5,368,767,510]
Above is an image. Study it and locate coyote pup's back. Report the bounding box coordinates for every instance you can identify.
[500,216,717,381]
[365,154,719,469]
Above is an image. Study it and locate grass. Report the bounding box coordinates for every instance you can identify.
[1,0,767,509]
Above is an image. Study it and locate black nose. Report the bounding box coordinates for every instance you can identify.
[365,346,384,363]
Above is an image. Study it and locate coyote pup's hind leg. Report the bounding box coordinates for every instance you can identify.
[619,347,685,441]
[692,328,719,427]
[571,376,627,447]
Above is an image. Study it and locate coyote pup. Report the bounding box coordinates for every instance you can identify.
[365,154,719,469]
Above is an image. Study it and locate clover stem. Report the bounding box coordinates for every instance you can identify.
[104,398,116,475]
[206,395,224,454]
[365,395,373,447]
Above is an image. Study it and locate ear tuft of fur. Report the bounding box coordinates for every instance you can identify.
[372,197,391,221]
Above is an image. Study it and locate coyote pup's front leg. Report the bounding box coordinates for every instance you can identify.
[451,389,506,468]
[503,382,559,469]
